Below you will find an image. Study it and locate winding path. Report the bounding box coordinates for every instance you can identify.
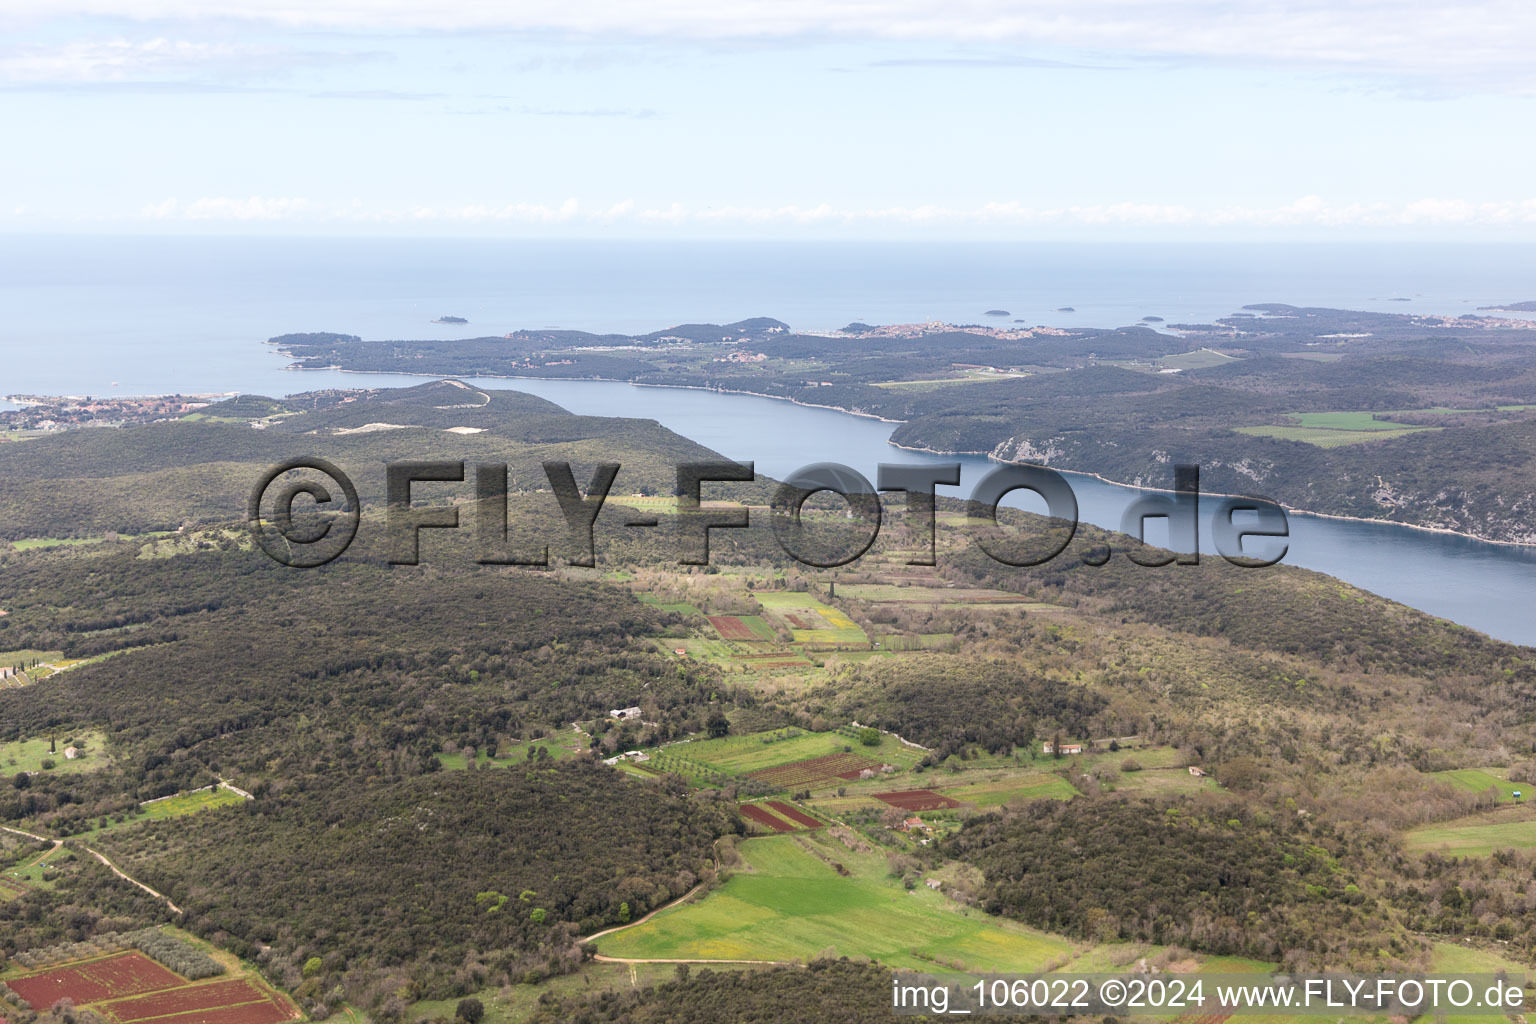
[82,847,183,914]
[577,842,801,968]
[579,882,705,945]
[1,823,182,915]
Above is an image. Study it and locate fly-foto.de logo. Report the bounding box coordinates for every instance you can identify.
[248,458,1289,570]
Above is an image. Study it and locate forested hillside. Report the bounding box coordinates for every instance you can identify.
[3,383,1536,1024]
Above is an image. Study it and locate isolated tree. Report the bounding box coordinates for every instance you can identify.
[456,999,485,1024]
[706,710,730,739]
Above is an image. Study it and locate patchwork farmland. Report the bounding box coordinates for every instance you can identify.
[747,751,885,788]
[871,789,963,812]
[738,802,823,833]
[6,953,183,1007]
[0,932,297,1024]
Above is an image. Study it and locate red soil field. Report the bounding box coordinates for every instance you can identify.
[738,804,797,832]
[765,802,823,829]
[747,752,882,788]
[8,953,184,1010]
[101,979,267,1023]
[707,616,756,641]
[871,789,963,811]
[145,997,295,1024]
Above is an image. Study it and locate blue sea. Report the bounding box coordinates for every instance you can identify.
[6,235,1536,644]
[5,236,1536,397]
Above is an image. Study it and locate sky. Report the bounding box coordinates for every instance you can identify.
[4,1,1536,239]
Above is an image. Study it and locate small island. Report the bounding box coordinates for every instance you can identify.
[1478,300,1536,312]
[433,316,469,324]
[984,309,1010,316]
[1057,306,1075,313]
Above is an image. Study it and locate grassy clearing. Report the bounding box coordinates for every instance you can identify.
[935,773,1079,807]
[598,833,1079,971]
[10,536,104,551]
[74,786,248,838]
[1235,424,1438,447]
[140,785,246,820]
[1,843,68,893]
[755,592,867,644]
[0,649,61,689]
[0,731,108,775]
[635,593,705,617]
[1106,768,1220,796]
[0,650,61,668]
[1071,744,1184,771]
[1405,810,1536,857]
[871,370,1030,391]
[1431,940,1529,974]
[607,496,746,518]
[1287,412,1420,431]
[834,583,1047,607]
[660,729,894,775]
[1428,942,1531,1024]
[1430,768,1527,803]
[1158,348,1239,370]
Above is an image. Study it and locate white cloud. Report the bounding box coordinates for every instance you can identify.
[127,195,1536,228]
[144,196,311,220]
[0,36,376,85]
[7,1,1536,91]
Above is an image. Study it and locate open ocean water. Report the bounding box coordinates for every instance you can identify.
[6,235,1536,643]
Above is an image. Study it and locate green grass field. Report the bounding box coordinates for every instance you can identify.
[0,731,108,775]
[658,728,923,775]
[0,649,62,667]
[598,834,1079,971]
[10,536,106,551]
[635,593,705,617]
[1158,348,1240,370]
[834,583,1048,607]
[1106,768,1220,796]
[871,369,1030,390]
[755,592,868,644]
[140,785,246,819]
[1,843,68,894]
[71,784,248,838]
[935,773,1079,806]
[1405,812,1536,857]
[1236,424,1438,447]
[1430,768,1527,803]
[1233,407,1506,448]
[1427,942,1532,1024]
